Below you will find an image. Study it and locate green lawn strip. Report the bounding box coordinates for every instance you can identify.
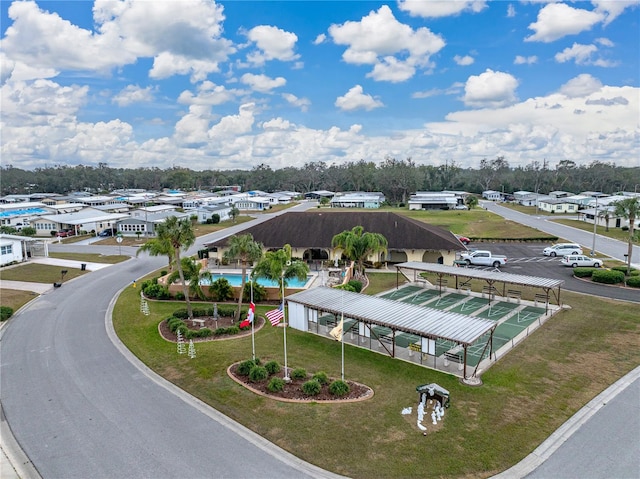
[551,218,638,244]
[113,280,640,479]
[0,289,39,311]
[49,252,129,264]
[0,263,87,283]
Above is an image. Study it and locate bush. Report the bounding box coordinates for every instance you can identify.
[249,366,268,382]
[302,379,321,396]
[208,278,233,301]
[173,309,189,319]
[166,316,187,333]
[611,265,638,275]
[290,368,307,380]
[211,213,220,224]
[243,282,267,302]
[347,280,363,293]
[237,359,257,376]
[267,377,285,392]
[312,371,329,385]
[174,292,185,300]
[264,360,281,375]
[591,269,625,284]
[626,276,640,288]
[214,325,240,336]
[185,328,213,339]
[573,267,598,278]
[329,380,350,396]
[0,306,14,321]
[142,283,170,299]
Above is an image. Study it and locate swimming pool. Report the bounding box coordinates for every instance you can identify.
[200,273,312,288]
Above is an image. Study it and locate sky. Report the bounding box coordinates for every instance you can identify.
[1,0,639,172]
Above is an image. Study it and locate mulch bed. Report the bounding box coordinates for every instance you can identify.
[228,362,374,403]
[159,315,263,342]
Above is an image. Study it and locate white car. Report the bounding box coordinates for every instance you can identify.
[561,255,603,268]
[543,243,583,257]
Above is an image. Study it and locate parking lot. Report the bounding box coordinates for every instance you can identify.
[461,241,639,303]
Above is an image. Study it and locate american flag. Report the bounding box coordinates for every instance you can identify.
[266,305,284,326]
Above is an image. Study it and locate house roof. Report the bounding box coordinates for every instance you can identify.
[203,211,465,251]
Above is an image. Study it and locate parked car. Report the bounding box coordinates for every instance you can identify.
[55,229,75,238]
[561,255,603,268]
[459,250,507,267]
[543,243,583,257]
[453,205,469,210]
[98,228,116,237]
[455,234,471,245]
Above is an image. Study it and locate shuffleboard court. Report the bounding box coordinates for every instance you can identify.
[474,301,520,320]
[447,297,490,314]
[379,284,422,300]
[429,292,468,310]
[395,332,421,348]
[399,288,441,304]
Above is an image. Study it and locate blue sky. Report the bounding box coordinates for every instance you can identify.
[1,0,638,171]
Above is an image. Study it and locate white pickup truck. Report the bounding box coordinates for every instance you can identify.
[459,250,508,268]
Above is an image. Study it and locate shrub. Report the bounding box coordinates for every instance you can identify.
[185,328,213,339]
[290,368,307,380]
[267,377,285,392]
[237,359,256,376]
[249,366,268,382]
[312,371,329,385]
[626,276,640,288]
[243,282,267,302]
[573,267,597,278]
[0,306,14,321]
[591,269,625,284]
[264,360,281,375]
[208,278,233,301]
[174,292,185,300]
[611,265,639,275]
[214,325,240,336]
[211,214,220,224]
[329,380,350,396]
[302,379,321,396]
[173,309,189,319]
[347,280,363,293]
[166,316,187,333]
[142,283,170,299]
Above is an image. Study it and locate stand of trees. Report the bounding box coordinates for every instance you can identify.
[2,158,638,205]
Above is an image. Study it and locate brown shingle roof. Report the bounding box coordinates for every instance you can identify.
[204,211,464,251]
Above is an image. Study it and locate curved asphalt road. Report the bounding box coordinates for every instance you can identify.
[1,203,340,479]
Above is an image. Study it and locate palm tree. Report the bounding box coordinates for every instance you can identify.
[466,195,479,209]
[331,225,388,279]
[222,233,263,320]
[167,257,211,300]
[155,216,196,318]
[136,236,175,271]
[252,244,309,300]
[613,197,640,275]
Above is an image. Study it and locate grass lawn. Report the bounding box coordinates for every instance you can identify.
[0,263,87,283]
[551,218,638,244]
[50,252,129,264]
[113,274,640,479]
[0,289,39,311]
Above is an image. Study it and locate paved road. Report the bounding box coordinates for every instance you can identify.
[1,203,340,479]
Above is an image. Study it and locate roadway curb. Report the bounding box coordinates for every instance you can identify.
[491,365,640,478]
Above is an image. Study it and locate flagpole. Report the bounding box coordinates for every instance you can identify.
[341,290,344,381]
[250,277,255,361]
[282,271,290,381]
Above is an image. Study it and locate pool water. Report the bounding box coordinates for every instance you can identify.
[200,273,311,288]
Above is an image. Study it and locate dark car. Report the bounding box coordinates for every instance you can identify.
[98,228,116,237]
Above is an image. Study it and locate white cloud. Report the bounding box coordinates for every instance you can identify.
[555,43,617,67]
[592,0,640,25]
[313,33,326,45]
[112,85,155,107]
[335,85,384,111]
[514,55,538,65]
[328,5,445,82]
[555,43,598,64]
[281,93,311,112]
[412,82,464,99]
[208,102,255,139]
[240,73,286,93]
[177,81,241,106]
[507,4,516,18]
[595,37,614,47]
[398,0,487,18]
[245,25,300,66]
[462,69,519,108]
[1,0,235,83]
[525,3,604,43]
[454,55,474,66]
[558,74,603,98]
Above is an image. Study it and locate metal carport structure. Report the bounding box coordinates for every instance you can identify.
[395,262,565,313]
[286,287,496,380]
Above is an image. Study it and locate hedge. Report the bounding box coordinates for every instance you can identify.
[591,269,625,284]
[0,306,14,322]
[626,276,640,288]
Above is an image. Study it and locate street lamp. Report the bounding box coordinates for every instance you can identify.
[590,196,598,256]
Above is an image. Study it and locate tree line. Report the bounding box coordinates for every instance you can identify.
[2,158,639,205]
